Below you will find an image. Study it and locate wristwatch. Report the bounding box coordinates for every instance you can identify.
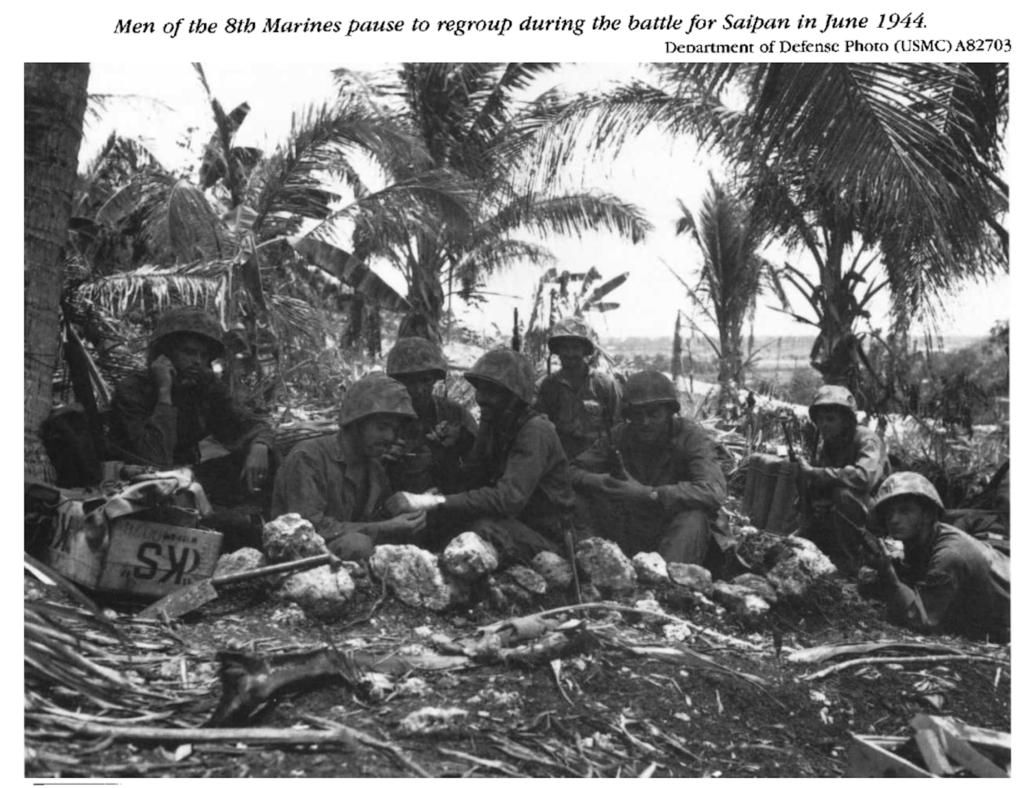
[648,487,658,502]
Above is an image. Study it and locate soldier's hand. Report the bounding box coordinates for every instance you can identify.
[861,541,892,572]
[600,476,653,503]
[426,420,459,448]
[150,355,176,394]
[381,510,428,536]
[241,443,270,493]
[381,439,410,464]
[386,491,445,514]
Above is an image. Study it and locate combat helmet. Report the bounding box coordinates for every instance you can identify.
[809,385,857,424]
[622,370,680,414]
[339,373,417,427]
[873,471,946,521]
[150,306,226,360]
[464,348,535,404]
[386,337,448,381]
[548,316,596,356]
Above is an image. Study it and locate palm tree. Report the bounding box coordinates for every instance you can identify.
[671,178,773,403]
[532,63,1008,394]
[25,63,91,481]
[333,63,652,338]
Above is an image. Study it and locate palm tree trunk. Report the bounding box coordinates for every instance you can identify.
[25,63,90,482]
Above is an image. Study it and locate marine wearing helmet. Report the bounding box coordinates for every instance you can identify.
[570,369,727,567]
[108,306,275,535]
[864,471,1009,642]
[535,317,622,460]
[272,373,425,561]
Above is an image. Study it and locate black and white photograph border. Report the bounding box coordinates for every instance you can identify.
[23,58,1011,781]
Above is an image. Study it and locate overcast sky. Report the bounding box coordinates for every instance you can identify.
[83,61,1010,341]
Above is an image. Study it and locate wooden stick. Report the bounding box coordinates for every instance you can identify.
[29,714,358,747]
[299,713,431,778]
[802,654,1011,681]
[510,602,762,651]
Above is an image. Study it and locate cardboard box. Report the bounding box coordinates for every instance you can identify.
[44,500,223,600]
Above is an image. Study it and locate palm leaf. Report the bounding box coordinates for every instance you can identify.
[291,237,410,312]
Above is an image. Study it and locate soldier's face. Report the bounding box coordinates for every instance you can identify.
[394,372,437,414]
[815,409,848,441]
[883,498,932,543]
[627,404,673,444]
[553,339,588,371]
[168,336,213,385]
[355,416,403,459]
[474,381,515,422]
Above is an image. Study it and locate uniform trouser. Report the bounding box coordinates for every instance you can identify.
[580,496,715,566]
[804,487,872,574]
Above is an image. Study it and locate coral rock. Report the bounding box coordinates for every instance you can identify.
[263,513,328,563]
[576,538,637,592]
[667,563,713,596]
[531,551,574,590]
[214,547,266,578]
[633,552,670,585]
[441,532,499,581]
[370,545,451,610]
[275,565,354,620]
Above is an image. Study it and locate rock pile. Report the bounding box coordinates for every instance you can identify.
[222,514,837,623]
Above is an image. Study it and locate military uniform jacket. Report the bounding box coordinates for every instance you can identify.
[886,523,1010,642]
[806,425,888,503]
[271,432,390,542]
[109,371,274,467]
[444,408,574,542]
[386,395,478,494]
[535,368,622,460]
[572,415,727,516]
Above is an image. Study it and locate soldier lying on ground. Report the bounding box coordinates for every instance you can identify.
[796,385,889,575]
[385,348,575,565]
[383,337,477,496]
[108,307,275,540]
[270,374,426,561]
[864,472,1010,643]
[570,370,728,567]
[534,317,621,460]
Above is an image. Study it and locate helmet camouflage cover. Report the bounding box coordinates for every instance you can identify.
[464,348,535,404]
[150,306,226,360]
[622,370,680,413]
[339,373,417,427]
[386,337,448,380]
[809,385,857,423]
[873,471,946,520]
[548,316,596,356]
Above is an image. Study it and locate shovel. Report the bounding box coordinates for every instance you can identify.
[136,553,337,620]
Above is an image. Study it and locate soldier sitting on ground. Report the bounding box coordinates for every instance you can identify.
[796,385,889,574]
[535,317,622,460]
[270,374,426,561]
[570,369,728,567]
[108,306,275,513]
[386,348,575,565]
[383,337,477,496]
[865,471,1010,643]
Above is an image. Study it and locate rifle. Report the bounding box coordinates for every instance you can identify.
[783,419,814,536]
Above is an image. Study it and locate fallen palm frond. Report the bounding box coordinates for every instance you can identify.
[801,653,1011,682]
[787,639,972,665]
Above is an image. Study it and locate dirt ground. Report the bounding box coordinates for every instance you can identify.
[25,546,1011,780]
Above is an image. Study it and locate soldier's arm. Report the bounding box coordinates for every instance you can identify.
[109,375,178,466]
[653,426,727,513]
[444,420,553,519]
[878,562,960,633]
[806,431,886,494]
